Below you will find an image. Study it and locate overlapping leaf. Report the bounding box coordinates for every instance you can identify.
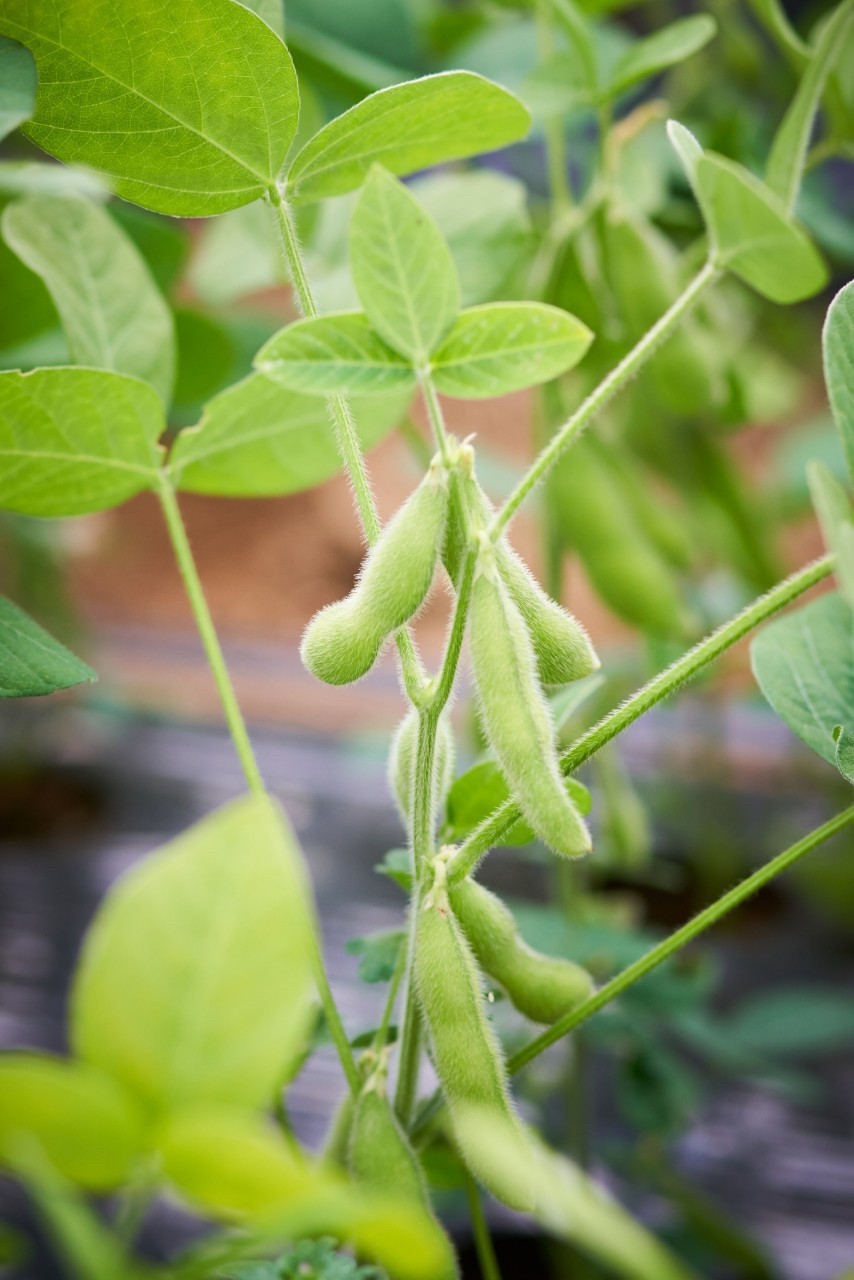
[0,597,95,697]
[824,280,854,484]
[0,37,35,142]
[256,314,415,395]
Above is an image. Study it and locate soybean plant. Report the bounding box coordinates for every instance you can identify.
[0,2,852,1279]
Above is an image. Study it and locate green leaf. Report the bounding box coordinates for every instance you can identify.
[0,368,163,517]
[766,0,854,214]
[521,51,595,117]
[345,929,405,984]
[824,280,854,486]
[170,373,409,497]
[666,119,703,197]
[71,795,316,1116]
[189,201,283,307]
[160,1106,452,1280]
[0,596,95,697]
[236,0,285,40]
[256,313,416,396]
[727,987,854,1055]
[0,37,35,142]
[0,1055,144,1190]
[751,590,854,779]
[0,0,299,216]
[349,166,459,364]
[835,724,854,782]
[430,302,592,399]
[807,460,854,606]
[2,195,176,407]
[606,16,716,98]
[287,71,531,205]
[443,759,591,847]
[695,152,827,303]
[374,847,412,892]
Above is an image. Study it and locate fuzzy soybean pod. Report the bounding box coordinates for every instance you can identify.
[388,707,455,826]
[449,878,594,1024]
[302,460,449,685]
[469,545,592,859]
[415,866,534,1212]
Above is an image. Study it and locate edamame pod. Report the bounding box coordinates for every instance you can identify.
[469,545,591,858]
[415,862,534,1211]
[449,878,593,1024]
[320,1090,355,1169]
[302,459,449,684]
[388,707,455,826]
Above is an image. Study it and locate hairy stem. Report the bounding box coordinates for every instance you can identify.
[267,185,425,704]
[448,554,834,882]
[464,1170,503,1280]
[157,479,265,795]
[491,261,720,537]
[509,805,854,1071]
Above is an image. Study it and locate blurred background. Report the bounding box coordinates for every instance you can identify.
[1,0,853,1277]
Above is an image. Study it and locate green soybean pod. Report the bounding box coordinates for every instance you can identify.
[449,878,593,1024]
[596,437,693,571]
[469,548,591,858]
[415,870,534,1212]
[320,1089,356,1169]
[388,707,455,826]
[549,439,688,639]
[302,459,449,684]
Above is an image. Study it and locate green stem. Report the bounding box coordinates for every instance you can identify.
[157,479,265,795]
[491,261,720,538]
[464,1170,503,1280]
[420,375,451,463]
[509,805,854,1072]
[373,932,409,1055]
[448,553,833,882]
[536,0,572,213]
[267,184,425,705]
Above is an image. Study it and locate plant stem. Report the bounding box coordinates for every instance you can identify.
[509,804,854,1072]
[448,553,833,881]
[266,184,425,705]
[373,932,409,1054]
[536,0,572,214]
[491,261,720,538]
[157,479,265,795]
[420,375,451,462]
[464,1170,503,1280]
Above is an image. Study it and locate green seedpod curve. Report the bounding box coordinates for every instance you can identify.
[469,552,591,858]
[320,1090,355,1169]
[442,469,597,687]
[415,869,534,1212]
[550,439,688,638]
[449,878,594,1024]
[388,707,456,826]
[301,460,449,684]
[598,436,694,571]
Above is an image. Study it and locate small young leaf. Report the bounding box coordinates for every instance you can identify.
[751,591,854,779]
[0,597,95,698]
[606,16,716,98]
[170,373,409,497]
[3,195,176,406]
[71,795,317,1115]
[0,1055,144,1190]
[835,724,854,783]
[824,280,854,485]
[349,167,459,364]
[666,119,703,196]
[0,368,164,517]
[0,37,35,142]
[256,313,416,396]
[345,929,405,984]
[287,71,531,205]
[375,848,412,892]
[431,302,592,399]
[765,0,854,214]
[0,0,299,216]
[695,152,828,303]
[443,759,591,847]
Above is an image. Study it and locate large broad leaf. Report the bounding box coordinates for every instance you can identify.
[256,313,416,396]
[765,0,854,213]
[0,0,299,216]
[0,368,163,517]
[824,280,854,485]
[0,1055,143,1190]
[160,1107,452,1280]
[751,591,854,781]
[169,372,410,496]
[0,37,35,142]
[606,16,716,98]
[71,795,316,1116]
[430,302,592,399]
[695,152,827,303]
[3,195,175,407]
[349,166,459,364]
[287,71,531,205]
[0,597,95,697]
[726,987,854,1056]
